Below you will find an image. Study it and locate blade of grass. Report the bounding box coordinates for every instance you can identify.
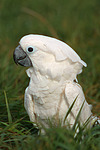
[72,100,85,131]
[74,115,93,140]
[82,114,92,130]
[0,121,9,126]
[0,117,25,133]
[4,90,12,124]
[63,95,78,124]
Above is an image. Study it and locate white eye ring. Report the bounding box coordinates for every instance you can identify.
[26,46,36,53]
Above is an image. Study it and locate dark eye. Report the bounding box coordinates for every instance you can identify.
[28,47,33,52]
[27,46,36,53]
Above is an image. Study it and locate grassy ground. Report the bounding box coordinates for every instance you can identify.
[0,0,100,149]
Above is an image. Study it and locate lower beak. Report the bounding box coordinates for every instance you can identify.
[13,45,32,67]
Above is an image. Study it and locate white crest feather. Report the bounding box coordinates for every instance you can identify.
[20,34,87,67]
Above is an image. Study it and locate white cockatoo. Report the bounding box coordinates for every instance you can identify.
[13,34,99,131]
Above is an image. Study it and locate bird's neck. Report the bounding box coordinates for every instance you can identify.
[26,67,67,96]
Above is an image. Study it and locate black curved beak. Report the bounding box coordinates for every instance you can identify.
[13,45,32,67]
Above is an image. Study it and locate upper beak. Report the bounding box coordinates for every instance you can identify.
[13,45,32,67]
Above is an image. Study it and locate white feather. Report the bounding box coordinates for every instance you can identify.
[20,34,87,66]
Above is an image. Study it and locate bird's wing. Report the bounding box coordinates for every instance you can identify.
[24,87,36,123]
[64,81,92,126]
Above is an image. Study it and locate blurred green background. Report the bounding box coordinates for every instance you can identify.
[0,0,100,149]
[0,0,100,124]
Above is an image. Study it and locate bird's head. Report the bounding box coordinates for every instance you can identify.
[13,34,60,78]
[13,34,49,67]
[13,34,87,81]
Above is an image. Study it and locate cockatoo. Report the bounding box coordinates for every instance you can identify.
[13,34,99,131]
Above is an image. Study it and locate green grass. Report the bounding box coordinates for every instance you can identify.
[0,0,100,149]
